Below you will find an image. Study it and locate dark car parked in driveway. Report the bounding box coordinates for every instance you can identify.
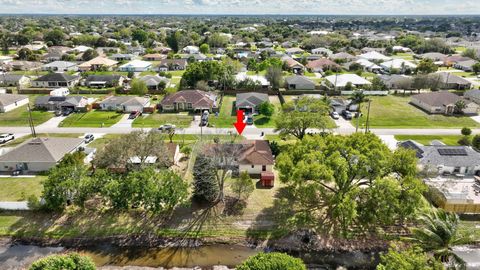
[129,111,142,119]
[342,110,353,120]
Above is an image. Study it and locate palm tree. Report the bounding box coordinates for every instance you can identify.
[409,209,470,269]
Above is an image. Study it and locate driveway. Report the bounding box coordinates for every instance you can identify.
[36,115,68,129]
[333,117,356,134]
[111,114,134,128]
[471,115,480,124]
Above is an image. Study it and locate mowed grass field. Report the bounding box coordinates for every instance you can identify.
[132,113,193,128]
[60,110,123,127]
[0,95,53,127]
[0,176,45,201]
[356,95,480,129]
[394,135,463,145]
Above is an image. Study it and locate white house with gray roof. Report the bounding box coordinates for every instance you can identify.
[99,96,150,112]
[0,137,84,173]
[465,89,480,105]
[0,94,29,113]
[285,76,316,90]
[41,61,78,72]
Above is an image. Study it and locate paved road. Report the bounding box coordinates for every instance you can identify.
[1,125,477,137]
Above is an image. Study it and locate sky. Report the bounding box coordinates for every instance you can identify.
[0,0,479,15]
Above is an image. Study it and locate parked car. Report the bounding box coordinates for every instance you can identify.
[84,134,94,143]
[128,110,142,119]
[200,111,209,127]
[62,108,74,116]
[246,115,254,125]
[54,110,63,117]
[330,111,340,119]
[0,133,14,144]
[158,124,176,132]
[342,110,353,120]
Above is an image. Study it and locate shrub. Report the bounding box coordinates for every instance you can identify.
[461,127,472,136]
[472,134,480,150]
[237,252,306,270]
[29,253,96,270]
[458,136,471,146]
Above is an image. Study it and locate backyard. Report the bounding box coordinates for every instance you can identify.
[59,110,123,127]
[132,113,193,128]
[355,95,480,129]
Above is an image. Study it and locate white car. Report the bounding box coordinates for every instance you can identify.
[330,111,340,120]
[0,133,14,144]
[158,124,176,132]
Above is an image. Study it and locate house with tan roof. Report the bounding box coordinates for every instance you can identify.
[306,58,341,72]
[78,56,118,71]
[159,90,218,112]
[411,91,478,115]
[237,140,275,176]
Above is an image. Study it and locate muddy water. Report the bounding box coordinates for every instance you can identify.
[77,244,259,268]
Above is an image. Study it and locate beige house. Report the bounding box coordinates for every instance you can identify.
[78,56,118,71]
[411,91,478,115]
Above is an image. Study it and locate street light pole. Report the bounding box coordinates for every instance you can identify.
[365,99,372,133]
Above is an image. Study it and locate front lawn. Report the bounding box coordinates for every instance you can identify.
[394,135,463,146]
[355,95,480,129]
[0,176,45,201]
[132,113,192,128]
[0,105,53,127]
[60,110,123,127]
[209,95,237,128]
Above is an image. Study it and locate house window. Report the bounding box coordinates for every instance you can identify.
[48,82,56,87]
[453,167,461,173]
[262,165,267,171]
[187,103,192,109]
[251,165,254,168]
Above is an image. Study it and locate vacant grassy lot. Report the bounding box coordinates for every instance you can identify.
[394,135,463,146]
[209,95,237,128]
[356,95,480,129]
[60,110,123,127]
[0,176,44,201]
[132,113,192,128]
[0,103,53,127]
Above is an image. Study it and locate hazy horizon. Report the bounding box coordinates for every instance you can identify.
[0,0,478,16]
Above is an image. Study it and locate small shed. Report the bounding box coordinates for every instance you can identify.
[260,172,275,188]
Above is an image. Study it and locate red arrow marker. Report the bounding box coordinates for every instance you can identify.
[233,110,247,135]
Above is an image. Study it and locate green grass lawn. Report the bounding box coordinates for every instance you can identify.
[355,95,480,129]
[166,70,185,77]
[246,70,267,76]
[209,95,237,128]
[0,176,44,201]
[60,110,123,127]
[391,52,415,60]
[394,135,463,146]
[132,113,192,128]
[0,105,53,127]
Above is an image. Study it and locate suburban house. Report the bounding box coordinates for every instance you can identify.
[285,47,304,55]
[142,53,166,61]
[454,59,478,72]
[311,47,333,56]
[306,58,341,72]
[418,52,448,62]
[398,140,480,176]
[110,53,134,61]
[359,51,391,62]
[0,74,30,87]
[118,60,152,72]
[182,46,200,54]
[348,59,382,73]
[98,96,150,113]
[123,143,181,171]
[433,72,472,90]
[444,55,473,67]
[0,94,29,113]
[329,52,356,62]
[35,95,89,111]
[378,74,413,89]
[43,49,65,62]
[411,91,478,115]
[282,56,305,74]
[323,74,372,90]
[284,75,316,90]
[465,89,480,105]
[41,61,78,72]
[5,61,42,71]
[138,75,170,91]
[425,178,480,214]
[159,90,217,112]
[78,56,118,71]
[380,59,417,73]
[235,92,269,113]
[0,137,84,173]
[31,73,80,88]
[156,59,188,71]
[237,140,275,187]
[84,75,125,88]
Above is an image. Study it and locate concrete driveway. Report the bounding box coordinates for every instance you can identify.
[111,114,134,128]
[36,115,67,129]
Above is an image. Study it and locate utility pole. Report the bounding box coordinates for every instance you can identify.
[365,99,372,134]
[27,104,36,137]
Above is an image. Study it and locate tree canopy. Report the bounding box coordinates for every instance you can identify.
[237,252,306,270]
